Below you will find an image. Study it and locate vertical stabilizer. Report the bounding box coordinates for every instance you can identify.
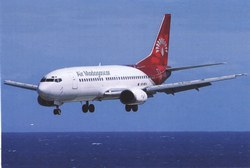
[136,14,171,84]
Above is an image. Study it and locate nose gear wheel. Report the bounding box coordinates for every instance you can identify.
[53,106,61,115]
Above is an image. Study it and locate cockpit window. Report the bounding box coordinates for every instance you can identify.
[46,79,54,82]
[40,77,62,83]
[40,77,46,82]
[55,78,62,83]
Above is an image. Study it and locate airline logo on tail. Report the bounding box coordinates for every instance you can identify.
[156,38,168,57]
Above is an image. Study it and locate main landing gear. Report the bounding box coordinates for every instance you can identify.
[52,103,138,115]
[82,101,95,113]
[53,106,61,115]
[125,105,138,112]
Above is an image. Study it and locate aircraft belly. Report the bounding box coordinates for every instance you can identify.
[76,86,102,101]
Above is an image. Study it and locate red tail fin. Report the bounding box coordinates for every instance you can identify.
[136,14,171,84]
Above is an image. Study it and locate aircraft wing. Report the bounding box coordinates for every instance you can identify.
[145,74,246,95]
[4,80,38,91]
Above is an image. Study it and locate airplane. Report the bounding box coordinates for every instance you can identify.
[4,14,246,115]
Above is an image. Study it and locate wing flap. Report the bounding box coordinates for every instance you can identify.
[4,80,38,91]
[146,73,246,95]
[164,83,211,94]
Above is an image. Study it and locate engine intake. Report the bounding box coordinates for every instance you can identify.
[120,89,147,105]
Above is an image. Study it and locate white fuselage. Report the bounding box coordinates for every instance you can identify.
[38,65,155,104]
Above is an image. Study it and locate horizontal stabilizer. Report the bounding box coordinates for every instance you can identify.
[166,62,226,71]
[4,80,38,91]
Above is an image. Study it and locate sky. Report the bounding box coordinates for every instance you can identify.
[1,0,250,132]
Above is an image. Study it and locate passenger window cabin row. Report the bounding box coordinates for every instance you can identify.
[79,75,149,82]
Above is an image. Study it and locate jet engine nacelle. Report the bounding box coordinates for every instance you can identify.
[37,96,55,107]
[120,89,148,105]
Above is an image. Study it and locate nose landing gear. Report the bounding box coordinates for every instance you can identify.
[82,101,95,113]
[53,106,61,115]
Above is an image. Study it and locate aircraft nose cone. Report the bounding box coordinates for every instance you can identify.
[38,83,51,98]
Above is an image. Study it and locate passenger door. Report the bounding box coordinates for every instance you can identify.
[70,73,78,89]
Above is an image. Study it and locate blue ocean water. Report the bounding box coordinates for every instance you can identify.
[2,132,250,168]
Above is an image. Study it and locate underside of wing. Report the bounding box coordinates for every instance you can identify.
[4,80,38,91]
[145,74,246,95]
